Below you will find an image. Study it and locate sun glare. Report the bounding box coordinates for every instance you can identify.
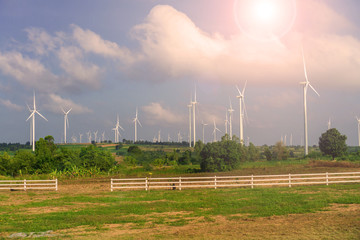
[234,0,296,41]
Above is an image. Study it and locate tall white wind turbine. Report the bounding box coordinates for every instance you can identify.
[224,110,228,135]
[212,120,221,142]
[26,92,48,151]
[192,86,198,146]
[26,103,33,146]
[236,81,247,145]
[201,120,208,143]
[113,115,124,143]
[328,118,331,130]
[61,107,72,144]
[356,117,360,147]
[93,131,98,143]
[300,47,320,156]
[228,98,234,140]
[187,100,192,147]
[133,108,142,142]
[79,133,83,143]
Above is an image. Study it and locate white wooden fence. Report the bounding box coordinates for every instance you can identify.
[0,179,58,191]
[111,172,360,191]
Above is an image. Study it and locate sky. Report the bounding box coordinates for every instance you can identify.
[0,0,360,146]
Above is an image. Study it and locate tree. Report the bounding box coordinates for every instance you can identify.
[247,142,259,161]
[272,141,288,161]
[263,146,272,161]
[319,128,347,160]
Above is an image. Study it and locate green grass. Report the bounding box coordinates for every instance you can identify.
[1,184,359,235]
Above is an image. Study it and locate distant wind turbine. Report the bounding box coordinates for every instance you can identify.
[93,131,98,143]
[26,92,48,151]
[79,133,83,143]
[356,117,360,147]
[328,118,331,130]
[192,85,198,146]
[177,131,182,143]
[212,120,221,142]
[224,110,228,135]
[300,47,320,156]
[187,100,192,147]
[113,115,124,143]
[87,131,92,143]
[201,120,208,143]
[236,81,247,145]
[61,107,72,144]
[133,108,142,142]
[228,98,234,140]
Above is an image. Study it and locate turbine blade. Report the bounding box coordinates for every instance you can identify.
[137,119,142,127]
[242,80,247,96]
[301,46,309,83]
[36,111,48,121]
[243,98,249,125]
[61,107,65,114]
[66,108,72,114]
[26,111,35,121]
[236,85,241,95]
[309,83,320,97]
[66,115,69,127]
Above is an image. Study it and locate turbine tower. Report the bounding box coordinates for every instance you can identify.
[224,110,228,135]
[79,133,83,143]
[236,81,247,145]
[300,47,320,156]
[61,107,72,144]
[133,108,142,142]
[187,100,192,147]
[212,120,221,142]
[328,118,331,130]
[192,85,198,146]
[93,131,98,143]
[228,98,234,140]
[26,92,48,151]
[356,117,360,147]
[201,120,208,143]
[113,115,124,143]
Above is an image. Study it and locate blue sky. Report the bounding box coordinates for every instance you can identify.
[0,0,360,146]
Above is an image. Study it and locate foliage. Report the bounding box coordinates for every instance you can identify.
[319,128,347,160]
[127,145,142,155]
[247,142,260,161]
[272,141,289,161]
[264,146,272,161]
[79,145,115,171]
[200,136,245,172]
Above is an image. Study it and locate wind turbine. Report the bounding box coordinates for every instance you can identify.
[212,120,221,142]
[236,81,247,145]
[79,133,83,143]
[61,107,72,144]
[26,92,48,152]
[328,118,331,130]
[356,117,360,147]
[158,130,161,142]
[113,115,124,143]
[177,131,182,142]
[192,85,198,146]
[228,98,235,140]
[26,103,33,146]
[87,131,92,143]
[201,120,208,143]
[187,100,192,147]
[133,108,142,142]
[93,131,98,143]
[300,47,320,156]
[224,110,228,135]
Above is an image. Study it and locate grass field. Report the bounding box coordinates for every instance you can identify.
[0,180,359,239]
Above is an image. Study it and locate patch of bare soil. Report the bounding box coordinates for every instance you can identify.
[56,204,360,240]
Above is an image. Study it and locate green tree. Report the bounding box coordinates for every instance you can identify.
[12,150,36,175]
[200,136,244,172]
[35,136,57,173]
[319,128,347,160]
[79,145,115,171]
[272,141,288,161]
[0,152,11,176]
[127,145,142,155]
[264,147,272,161]
[247,142,259,161]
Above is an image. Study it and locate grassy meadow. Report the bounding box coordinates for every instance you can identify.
[0,182,359,239]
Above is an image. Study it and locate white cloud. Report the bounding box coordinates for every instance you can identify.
[0,98,23,111]
[142,102,184,125]
[71,24,135,63]
[41,93,92,114]
[57,46,101,89]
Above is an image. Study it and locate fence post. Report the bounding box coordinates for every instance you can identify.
[145,177,148,191]
[111,178,113,192]
[214,176,217,189]
[289,174,291,188]
[24,179,26,191]
[251,175,254,189]
[326,172,329,186]
[55,179,58,191]
[179,177,182,191]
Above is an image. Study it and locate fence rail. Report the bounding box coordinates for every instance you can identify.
[0,179,58,191]
[111,172,360,191]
